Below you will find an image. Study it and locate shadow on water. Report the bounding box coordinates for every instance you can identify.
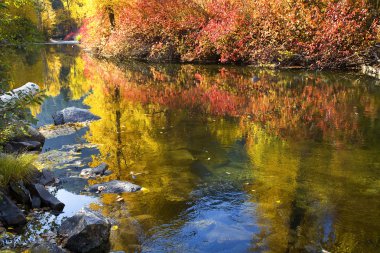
[1,45,380,252]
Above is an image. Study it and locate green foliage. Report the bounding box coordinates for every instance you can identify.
[0,90,46,147]
[0,153,37,187]
[0,0,43,43]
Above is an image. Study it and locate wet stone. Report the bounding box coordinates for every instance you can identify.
[29,242,66,253]
[0,191,26,226]
[52,107,100,125]
[9,180,32,206]
[58,208,111,253]
[88,180,141,194]
[28,184,65,212]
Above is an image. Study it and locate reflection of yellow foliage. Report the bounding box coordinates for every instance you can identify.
[68,55,92,100]
[245,126,300,252]
[44,54,62,97]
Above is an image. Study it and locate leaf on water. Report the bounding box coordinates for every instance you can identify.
[141,187,149,192]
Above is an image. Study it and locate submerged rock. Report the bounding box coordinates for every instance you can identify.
[28,184,65,211]
[29,242,66,253]
[0,191,26,226]
[52,107,100,125]
[39,123,90,139]
[88,180,141,194]
[58,208,111,253]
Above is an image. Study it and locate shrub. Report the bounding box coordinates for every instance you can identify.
[81,0,378,69]
[0,154,37,187]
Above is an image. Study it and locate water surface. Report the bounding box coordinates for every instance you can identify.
[1,45,379,253]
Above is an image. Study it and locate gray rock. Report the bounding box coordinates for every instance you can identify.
[9,180,32,206]
[103,170,113,176]
[28,184,64,211]
[31,195,41,208]
[80,163,109,178]
[12,125,46,144]
[5,141,42,153]
[88,180,141,194]
[39,169,56,186]
[79,168,96,179]
[92,163,108,175]
[29,242,66,253]
[58,208,111,253]
[0,191,27,226]
[52,107,100,125]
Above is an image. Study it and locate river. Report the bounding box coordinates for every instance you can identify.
[0,45,379,253]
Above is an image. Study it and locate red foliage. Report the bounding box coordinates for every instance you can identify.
[81,0,377,68]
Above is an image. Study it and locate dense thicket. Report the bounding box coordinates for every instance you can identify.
[80,0,378,68]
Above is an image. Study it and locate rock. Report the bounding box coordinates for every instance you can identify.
[31,195,41,208]
[39,169,56,186]
[88,180,141,194]
[362,65,380,79]
[79,168,96,179]
[13,125,45,145]
[58,208,111,253]
[92,163,108,175]
[9,180,32,206]
[28,184,64,211]
[0,191,27,226]
[31,168,56,186]
[52,107,100,125]
[80,163,109,178]
[0,82,40,105]
[104,170,113,176]
[4,141,42,153]
[29,242,66,253]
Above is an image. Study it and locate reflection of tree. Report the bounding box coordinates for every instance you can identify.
[50,55,379,252]
[244,126,380,252]
[83,56,380,146]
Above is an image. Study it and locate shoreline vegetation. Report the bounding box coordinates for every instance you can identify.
[0,0,379,70]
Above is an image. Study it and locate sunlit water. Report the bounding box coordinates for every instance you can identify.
[0,45,379,253]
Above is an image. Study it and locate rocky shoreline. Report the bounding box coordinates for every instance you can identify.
[1,107,141,253]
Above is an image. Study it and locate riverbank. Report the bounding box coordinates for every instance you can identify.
[80,0,378,70]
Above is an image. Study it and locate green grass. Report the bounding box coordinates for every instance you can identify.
[0,154,37,187]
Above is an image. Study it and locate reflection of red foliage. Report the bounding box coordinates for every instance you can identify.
[83,55,376,142]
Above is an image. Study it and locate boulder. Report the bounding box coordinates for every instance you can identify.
[88,180,141,194]
[52,107,100,125]
[39,169,56,186]
[29,242,66,253]
[92,163,108,175]
[80,163,109,178]
[9,180,32,206]
[58,208,111,253]
[0,82,40,105]
[28,184,64,211]
[13,125,46,145]
[0,191,27,226]
[31,195,41,208]
[4,141,42,153]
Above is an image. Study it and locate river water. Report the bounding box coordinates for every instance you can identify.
[0,45,379,253]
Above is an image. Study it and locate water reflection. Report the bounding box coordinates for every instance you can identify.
[1,45,379,252]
